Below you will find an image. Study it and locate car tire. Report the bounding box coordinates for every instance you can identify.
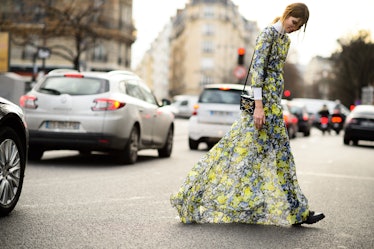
[158,127,173,158]
[343,138,350,145]
[304,130,310,137]
[116,126,139,164]
[28,147,44,161]
[0,127,26,217]
[189,138,199,150]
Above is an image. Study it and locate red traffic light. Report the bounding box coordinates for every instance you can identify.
[284,90,291,98]
[238,48,245,55]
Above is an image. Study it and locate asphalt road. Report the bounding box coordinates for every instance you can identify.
[1,119,373,249]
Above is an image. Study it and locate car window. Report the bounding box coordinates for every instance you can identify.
[199,89,242,104]
[38,76,108,95]
[180,100,188,106]
[125,81,145,100]
[139,85,158,105]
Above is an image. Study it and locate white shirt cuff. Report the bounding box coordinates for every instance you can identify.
[253,87,262,100]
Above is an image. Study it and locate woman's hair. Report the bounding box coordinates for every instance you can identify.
[273,3,309,32]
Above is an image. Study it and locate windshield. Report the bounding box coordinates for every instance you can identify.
[199,88,242,104]
[37,76,109,95]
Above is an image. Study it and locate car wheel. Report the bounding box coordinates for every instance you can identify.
[343,138,350,145]
[117,126,139,164]
[288,127,296,139]
[189,138,199,150]
[304,129,310,137]
[158,127,173,158]
[28,147,44,161]
[353,140,358,146]
[0,127,26,217]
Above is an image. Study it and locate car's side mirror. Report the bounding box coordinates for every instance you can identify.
[161,98,171,106]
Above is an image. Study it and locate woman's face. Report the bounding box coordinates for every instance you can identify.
[283,16,304,33]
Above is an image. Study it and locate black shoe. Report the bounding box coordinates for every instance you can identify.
[293,211,325,226]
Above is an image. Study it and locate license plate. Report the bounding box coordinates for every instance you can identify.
[361,121,374,127]
[210,111,232,116]
[45,121,80,130]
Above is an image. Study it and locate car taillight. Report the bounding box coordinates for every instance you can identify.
[219,87,231,91]
[64,73,84,78]
[92,98,125,111]
[192,104,199,116]
[19,95,38,109]
[331,116,343,123]
[302,114,309,121]
[320,117,329,124]
[283,115,289,124]
[292,116,298,124]
[346,117,357,125]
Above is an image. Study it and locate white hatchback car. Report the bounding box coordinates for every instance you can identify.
[20,70,174,164]
[188,83,249,150]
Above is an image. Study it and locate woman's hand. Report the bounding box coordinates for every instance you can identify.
[254,100,265,129]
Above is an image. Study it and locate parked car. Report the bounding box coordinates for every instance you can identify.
[0,97,28,216]
[343,105,374,145]
[20,69,174,164]
[171,95,198,118]
[281,100,299,139]
[188,83,247,150]
[283,99,311,136]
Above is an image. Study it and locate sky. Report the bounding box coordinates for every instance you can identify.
[131,0,374,68]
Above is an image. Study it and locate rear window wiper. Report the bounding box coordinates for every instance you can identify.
[39,87,62,95]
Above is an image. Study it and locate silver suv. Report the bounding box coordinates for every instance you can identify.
[188,83,249,150]
[20,70,174,164]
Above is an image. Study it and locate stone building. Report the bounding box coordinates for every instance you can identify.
[0,0,136,81]
[135,0,259,98]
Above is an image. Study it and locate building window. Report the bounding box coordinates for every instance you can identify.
[22,45,36,60]
[202,41,214,53]
[92,44,108,62]
[203,24,215,36]
[200,75,214,87]
[201,58,214,70]
[203,6,214,18]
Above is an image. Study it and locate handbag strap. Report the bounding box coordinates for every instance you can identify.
[242,35,275,93]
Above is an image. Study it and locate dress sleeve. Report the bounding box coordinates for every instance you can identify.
[250,28,274,88]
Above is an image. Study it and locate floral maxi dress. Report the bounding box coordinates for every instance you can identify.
[170,26,309,226]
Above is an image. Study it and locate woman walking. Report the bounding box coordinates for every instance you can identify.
[170,2,325,226]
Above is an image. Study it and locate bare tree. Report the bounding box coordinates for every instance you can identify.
[284,62,304,99]
[0,0,134,70]
[329,30,374,106]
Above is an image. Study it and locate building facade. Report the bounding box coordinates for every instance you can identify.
[135,0,259,98]
[0,0,136,80]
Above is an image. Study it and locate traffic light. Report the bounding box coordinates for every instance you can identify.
[237,47,245,65]
[284,89,291,99]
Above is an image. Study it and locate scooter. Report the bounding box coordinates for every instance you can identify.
[330,113,344,135]
[319,115,330,135]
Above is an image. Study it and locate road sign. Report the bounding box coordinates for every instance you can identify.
[234,66,246,79]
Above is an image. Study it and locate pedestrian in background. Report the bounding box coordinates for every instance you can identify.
[170,2,325,226]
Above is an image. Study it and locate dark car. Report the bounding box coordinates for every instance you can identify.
[343,105,374,146]
[284,100,312,136]
[0,97,28,216]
